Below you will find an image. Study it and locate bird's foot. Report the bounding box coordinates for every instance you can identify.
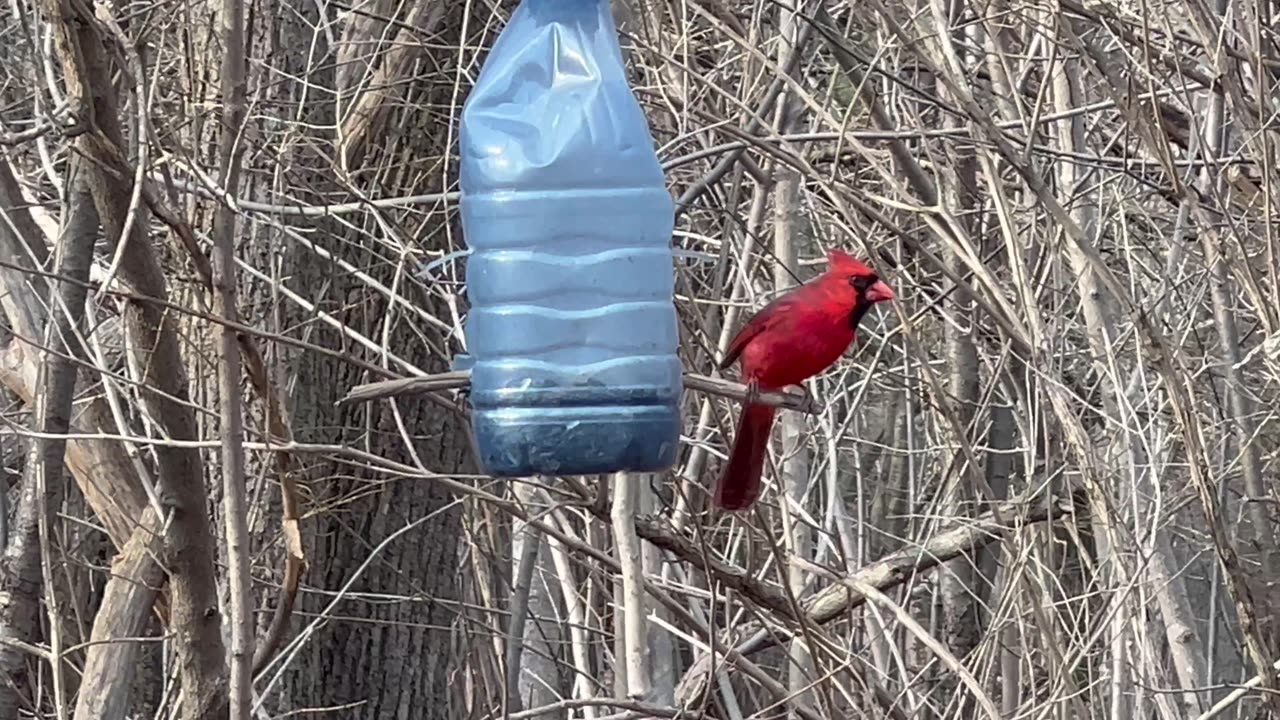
[743,379,761,406]
[789,385,819,414]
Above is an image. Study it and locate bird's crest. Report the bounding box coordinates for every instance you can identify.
[826,248,875,277]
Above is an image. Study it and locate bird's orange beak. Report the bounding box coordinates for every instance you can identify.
[865,279,895,303]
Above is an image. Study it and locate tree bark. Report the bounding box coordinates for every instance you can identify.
[249,209,466,718]
[271,373,466,717]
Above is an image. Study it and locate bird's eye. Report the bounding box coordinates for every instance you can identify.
[849,274,876,291]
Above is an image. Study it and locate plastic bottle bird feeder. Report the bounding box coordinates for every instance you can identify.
[455,0,684,477]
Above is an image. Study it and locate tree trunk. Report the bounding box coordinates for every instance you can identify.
[270,336,466,717]
[937,0,983,671]
[0,164,98,720]
[198,1,471,714]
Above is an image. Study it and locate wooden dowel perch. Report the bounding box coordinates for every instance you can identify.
[337,369,817,414]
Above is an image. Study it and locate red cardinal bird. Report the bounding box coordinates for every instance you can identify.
[714,248,895,511]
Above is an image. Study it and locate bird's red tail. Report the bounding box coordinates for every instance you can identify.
[714,402,777,511]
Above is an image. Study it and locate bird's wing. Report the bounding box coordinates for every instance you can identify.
[718,293,799,370]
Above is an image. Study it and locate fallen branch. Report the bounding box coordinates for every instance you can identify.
[671,487,1087,706]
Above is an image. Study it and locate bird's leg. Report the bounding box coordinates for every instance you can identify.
[742,378,761,407]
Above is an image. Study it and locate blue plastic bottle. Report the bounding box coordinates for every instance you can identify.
[457,0,683,477]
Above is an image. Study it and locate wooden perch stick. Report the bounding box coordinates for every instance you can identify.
[337,369,817,413]
[338,371,470,405]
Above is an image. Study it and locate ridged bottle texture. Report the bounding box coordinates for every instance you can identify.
[458,0,683,477]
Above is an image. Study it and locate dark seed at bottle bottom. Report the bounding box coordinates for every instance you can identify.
[470,405,681,477]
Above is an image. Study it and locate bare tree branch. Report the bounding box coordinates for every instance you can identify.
[211,0,253,709]
[0,162,97,720]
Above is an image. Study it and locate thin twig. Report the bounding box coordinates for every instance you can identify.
[849,579,1002,720]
